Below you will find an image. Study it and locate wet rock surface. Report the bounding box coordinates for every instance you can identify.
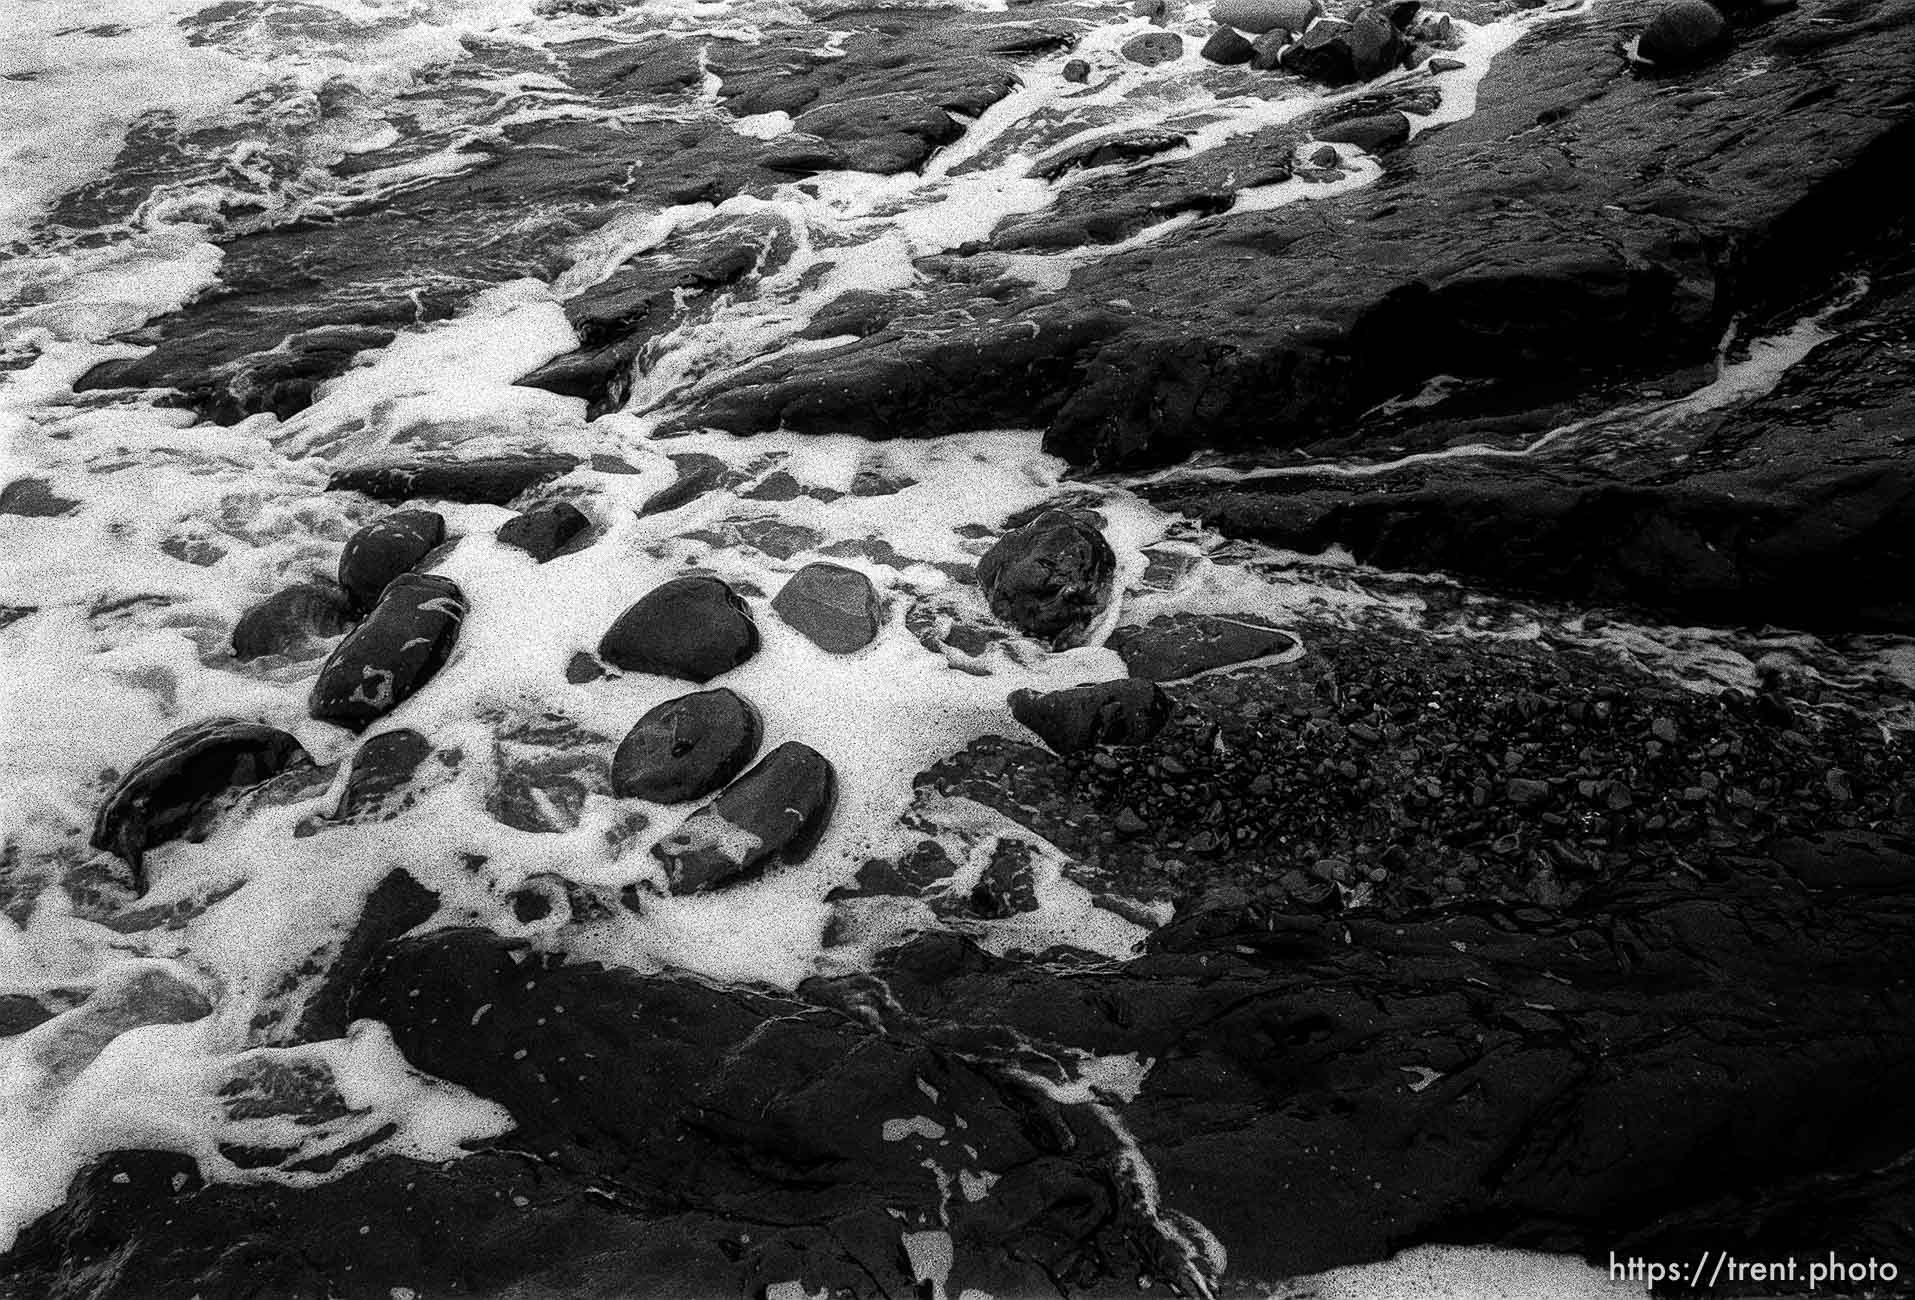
[652,741,837,893]
[770,562,884,653]
[495,500,589,563]
[611,688,762,804]
[229,581,354,661]
[977,509,1115,645]
[337,509,446,613]
[309,573,466,732]
[1109,612,1298,680]
[1009,678,1174,754]
[326,457,578,507]
[90,718,311,889]
[597,575,759,682]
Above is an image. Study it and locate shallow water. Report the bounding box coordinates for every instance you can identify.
[0,0,1805,1287]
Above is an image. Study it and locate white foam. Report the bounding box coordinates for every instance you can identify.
[1269,1244,1647,1299]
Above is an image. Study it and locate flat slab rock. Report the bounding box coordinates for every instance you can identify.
[1109,612,1298,680]
[326,457,578,507]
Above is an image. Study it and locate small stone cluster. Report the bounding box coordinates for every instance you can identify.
[1121,0,1465,84]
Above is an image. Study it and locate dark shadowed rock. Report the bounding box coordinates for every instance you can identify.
[1062,57,1091,82]
[91,718,310,889]
[1638,0,1729,67]
[976,510,1115,645]
[637,453,738,517]
[1121,32,1185,64]
[309,574,465,733]
[1315,109,1412,152]
[652,741,836,893]
[496,501,589,562]
[1111,614,1299,680]
[0,995,54,1038]
[1010,679,1174,754]
[326,456,578,506]
[790,93,962,175]
[337,510,445,613]
[1346,8,1406,79]
[278,869,440,1045]
[230,582,354,660]
[612,688,762,804]
[1282,17,1358,82]
[770,563,884,653]
[313,729,444,829]
[1201,27,1257,64]
[0,478,79,517]
[597,575,758,683]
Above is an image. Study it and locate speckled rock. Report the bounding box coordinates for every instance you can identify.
[976,510,1115,645]
[652,741,836,893]
[309,574,465,732]
[337,510,445,613]
[1009,679,1174,754]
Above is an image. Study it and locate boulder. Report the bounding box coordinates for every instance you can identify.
[1347,7,1408,79]
[612,688,763,804]
[337,510,445,613]
[770,563,884,653]
[1120,32,1185,65]
[1638,0,1729,67]
[309,574,465,733]
[976,509,1115,645]
[1009,679,1175,753]
[231,582,354,660]
[1063,57,1092,83]
[652,742,836,893]
[1249,29,1293,68]
[597,576,759,683]
[326,456,578,506]
[1200,28,1257,64]
[1315,110,1413,152]
[91,718,311,888]
[1108,614,1298,680]
[1280,17,1358,83]
[1212,0,1320,34]
[496,501,589,563]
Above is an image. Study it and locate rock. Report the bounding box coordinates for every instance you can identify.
[1506,777,1552,807]
[230,582,354,660]
[91,718,311,888]
[337,510,445,613]
[976,510,1115,645]
[770,563,884,653]
[1212,0,1320,34]
[1109,614,1297,680]
[1201,28,1257,64]
[1427,54,1466,70]
[0,478,79,517]
[1315,110,1413,152]
[1280,17,1358,82]
[1347,8,1408,78]
[487,712,614,833]
[1062,58,1091,83]
[496,501,589,562]
[1249,29,1293,68]
[971,840,1041,918]
[324,729,442,826]
[326,456,578,506]
[597,575,759,683]
[1637,0,1729,67]
[277,869,440,1044]
[1010,679,1175,753]
[1120,32,1185,65]
[789,93,963,175]
[1132,0,1169,21]
[638,453,736,517]
[652,742,836,893]
[611,688,762,804]
[309,574,465,733]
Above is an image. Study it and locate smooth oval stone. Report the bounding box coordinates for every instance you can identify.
[1212,0,1319,33]
[597,575,758,683]
[612,688,762,803]
[338,510,445,613]
[1638,0,1728,66]
[310,573,465,733]
[231,581,354,660]
[497,501,590,563]
[1009,679,1174,754]
[977,509,1115,645]
[652,741,836,894]
[92,717,311,887]
[332,729,437,824]
[771,563,883,653]
[1201,27,1257,64]
[1121,31,1185,64]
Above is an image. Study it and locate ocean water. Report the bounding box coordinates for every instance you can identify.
[0,0,1776,1288]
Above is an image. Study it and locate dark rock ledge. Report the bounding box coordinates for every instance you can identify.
[7,624,1913,1299]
